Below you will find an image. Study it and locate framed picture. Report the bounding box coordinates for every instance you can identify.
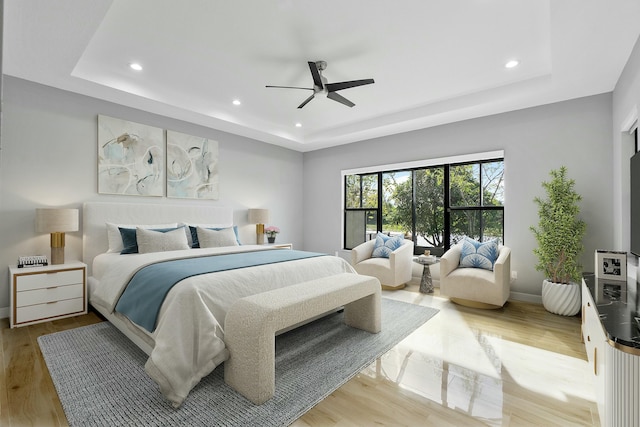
[594,250,627,280]
[166,130,219,199]
[97,115,164,196]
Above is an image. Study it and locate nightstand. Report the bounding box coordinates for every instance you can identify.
[9,261,87,328]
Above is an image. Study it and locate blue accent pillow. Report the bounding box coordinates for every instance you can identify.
[189,225,241,248]
[371,232,405,258]
[119,226,183,254]
[459,237,499,270]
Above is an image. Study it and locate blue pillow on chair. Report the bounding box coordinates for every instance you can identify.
[372,232,404,258]
[459,237,499,271]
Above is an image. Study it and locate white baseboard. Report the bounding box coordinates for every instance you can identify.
[509,291,542,304]
[0,306,9,320]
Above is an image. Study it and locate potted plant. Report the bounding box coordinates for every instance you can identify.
[265,226,280,243]
[530,166,586,316]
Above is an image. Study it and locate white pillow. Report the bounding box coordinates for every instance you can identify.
[106,222,178,253]
[196,226,239,248]
[136,227,190,254]
[180,223,231,247]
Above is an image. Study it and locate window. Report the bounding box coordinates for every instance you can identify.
[448,160,505,246]
[343,154,504,254]
[414,166,446,248]
[382,171,412,239]
[344,174,379,249]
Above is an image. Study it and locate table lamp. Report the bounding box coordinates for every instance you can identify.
[35,208,79,265]
[248,208,269,245]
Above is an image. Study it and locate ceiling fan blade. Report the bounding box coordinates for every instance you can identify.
[266,85,314,91]
[308,61,324,89]
[326,79,375,93]
[297,94,315,109]
[327,91,355,108]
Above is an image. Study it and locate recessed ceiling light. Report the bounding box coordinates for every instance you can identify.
[232,99,241,106]
[129,63,143,71]
[295,123,302,128]
[505,60,519,69]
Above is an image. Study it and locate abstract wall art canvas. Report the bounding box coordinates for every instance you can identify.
[97,115,164,196]
[167,130,219,199]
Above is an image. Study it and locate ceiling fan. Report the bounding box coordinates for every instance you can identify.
[266,60,374,109]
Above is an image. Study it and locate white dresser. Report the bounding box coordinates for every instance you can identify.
[582,275,640,427]
[9,261,87,328]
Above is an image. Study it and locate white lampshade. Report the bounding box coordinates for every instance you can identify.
[248,209,270,224]
[248,208,269,245]
[35,208,79,233]
[35,208,79,265]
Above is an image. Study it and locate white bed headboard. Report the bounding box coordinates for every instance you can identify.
[82,202,233,275]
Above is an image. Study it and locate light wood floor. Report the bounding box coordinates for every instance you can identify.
[1,285,598,426]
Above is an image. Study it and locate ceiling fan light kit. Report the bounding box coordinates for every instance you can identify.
[266,61,375,109]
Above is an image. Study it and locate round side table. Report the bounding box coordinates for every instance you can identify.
[413,256,439,294]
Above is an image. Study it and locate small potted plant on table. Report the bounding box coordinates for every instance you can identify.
[265,226,280,244]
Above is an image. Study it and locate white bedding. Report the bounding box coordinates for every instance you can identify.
[89,245,356,407]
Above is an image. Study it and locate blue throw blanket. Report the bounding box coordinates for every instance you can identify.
[115,250,326,332]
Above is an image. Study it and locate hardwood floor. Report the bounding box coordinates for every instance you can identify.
[1,313,103,427]
[296,286,597,427]
[1,286,597,426]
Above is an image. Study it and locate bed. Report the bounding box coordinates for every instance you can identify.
[82,202,357,407]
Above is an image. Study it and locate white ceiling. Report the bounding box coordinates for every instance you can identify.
[4,0,640,152]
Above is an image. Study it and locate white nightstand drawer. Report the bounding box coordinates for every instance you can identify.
[9,262,87,328]
[16,283,84,307]
[15,297,84,325]
[15,269,83,291]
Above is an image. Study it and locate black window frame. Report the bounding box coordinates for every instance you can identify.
[343,157,504,254]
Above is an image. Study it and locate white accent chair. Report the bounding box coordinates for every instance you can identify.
[351,239,414,290]
[440,243,511,308]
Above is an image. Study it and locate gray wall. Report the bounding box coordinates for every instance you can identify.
[0,75,620,310]
[303,94,614,300]
[0,76,303,313]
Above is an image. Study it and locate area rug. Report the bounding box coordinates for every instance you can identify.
[38,298,438,427]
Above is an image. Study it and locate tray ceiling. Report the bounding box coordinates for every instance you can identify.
[4,0,640,151]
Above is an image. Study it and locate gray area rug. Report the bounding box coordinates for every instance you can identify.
[38,298,438,427]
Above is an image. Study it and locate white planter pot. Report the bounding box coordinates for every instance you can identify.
[541,279,581,316]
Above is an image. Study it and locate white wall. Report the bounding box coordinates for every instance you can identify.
[303,94,614,300]
[0,76,304,312]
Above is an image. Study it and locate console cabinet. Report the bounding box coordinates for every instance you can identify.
[581,280,607,422]
[582,276,640,427]
[9,261,87,328]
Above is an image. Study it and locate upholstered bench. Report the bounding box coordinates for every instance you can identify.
[224,273,381,404]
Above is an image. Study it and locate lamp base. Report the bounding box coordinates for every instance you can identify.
[256,224,265,245]
[50,232,66,265]
[51,247,65,265]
